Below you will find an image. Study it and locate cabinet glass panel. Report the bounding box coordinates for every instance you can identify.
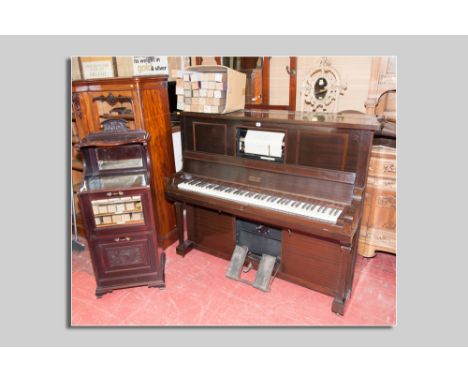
[86,173,147,191]
[92,195,144,227]
[96,144,143,171]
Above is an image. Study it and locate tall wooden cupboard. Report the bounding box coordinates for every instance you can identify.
[72,76,177,249]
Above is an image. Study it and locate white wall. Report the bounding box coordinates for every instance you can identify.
[296,56,373,112]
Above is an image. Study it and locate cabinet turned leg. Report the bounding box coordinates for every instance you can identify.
[174,202,194,256]
[332,297,345,316]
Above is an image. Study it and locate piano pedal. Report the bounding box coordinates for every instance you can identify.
[226,245,249,281]
[252,254,278,292]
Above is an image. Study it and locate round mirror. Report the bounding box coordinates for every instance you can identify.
[314,77,328,100]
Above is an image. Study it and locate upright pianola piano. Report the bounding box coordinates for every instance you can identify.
[165,110,379,314]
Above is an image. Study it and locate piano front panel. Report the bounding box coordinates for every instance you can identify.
[183,116,367,186]
[193,121,227,155]
[184,205,344,298]
[296,130,359,172]
[187,206,236,260]
[280,231,342,296]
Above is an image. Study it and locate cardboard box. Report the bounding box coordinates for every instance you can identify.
[184,65,246,114]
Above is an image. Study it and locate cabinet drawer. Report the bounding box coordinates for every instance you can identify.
[91,231,159,280]
[368,157,396,179]
[364,228,396,252]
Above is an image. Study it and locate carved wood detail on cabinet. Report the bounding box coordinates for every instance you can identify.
[359,145,396,257]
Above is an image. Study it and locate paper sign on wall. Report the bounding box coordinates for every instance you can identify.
[80,57,115,79]
[133,56,169,76]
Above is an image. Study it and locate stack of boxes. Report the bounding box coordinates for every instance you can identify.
[173,66,246,114]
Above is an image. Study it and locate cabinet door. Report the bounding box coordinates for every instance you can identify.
[91,232,159,280]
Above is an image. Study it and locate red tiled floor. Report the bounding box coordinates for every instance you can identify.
[71,237,396,326]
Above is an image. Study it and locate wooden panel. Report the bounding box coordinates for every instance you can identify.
[368,156,396,179]
[193,122,227,155]
[281,231,341,295]
[139,83,177,248]
[187,206,235,260]
[296,130,364,175]
[93,232,157,279]
[359,145,396,257]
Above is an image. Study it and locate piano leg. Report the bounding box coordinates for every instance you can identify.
[331,243,354,315]
[332,297,346,315]
[174,202,194,256]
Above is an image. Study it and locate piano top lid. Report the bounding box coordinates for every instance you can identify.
[183,109,380,131]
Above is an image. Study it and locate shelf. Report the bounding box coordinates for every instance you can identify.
[95,220,144,228]
[93,209,143,217]
[100,114,135,121]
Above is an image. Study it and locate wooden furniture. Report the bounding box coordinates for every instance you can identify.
[198,57,298,110]
[72,76,177,249]
[72,110,85,236]
[365,56,396,116]
[78,127,165,297]
[358,144,396,257]
[165,110,378,314]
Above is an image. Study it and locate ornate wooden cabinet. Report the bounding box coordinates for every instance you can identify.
[358,144,396,257]
[72,76,177,248]
[78,127,166,297]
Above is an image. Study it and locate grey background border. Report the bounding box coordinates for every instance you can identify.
[0,36,466,346]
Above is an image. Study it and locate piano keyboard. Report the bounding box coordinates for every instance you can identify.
[178,179,343,224]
